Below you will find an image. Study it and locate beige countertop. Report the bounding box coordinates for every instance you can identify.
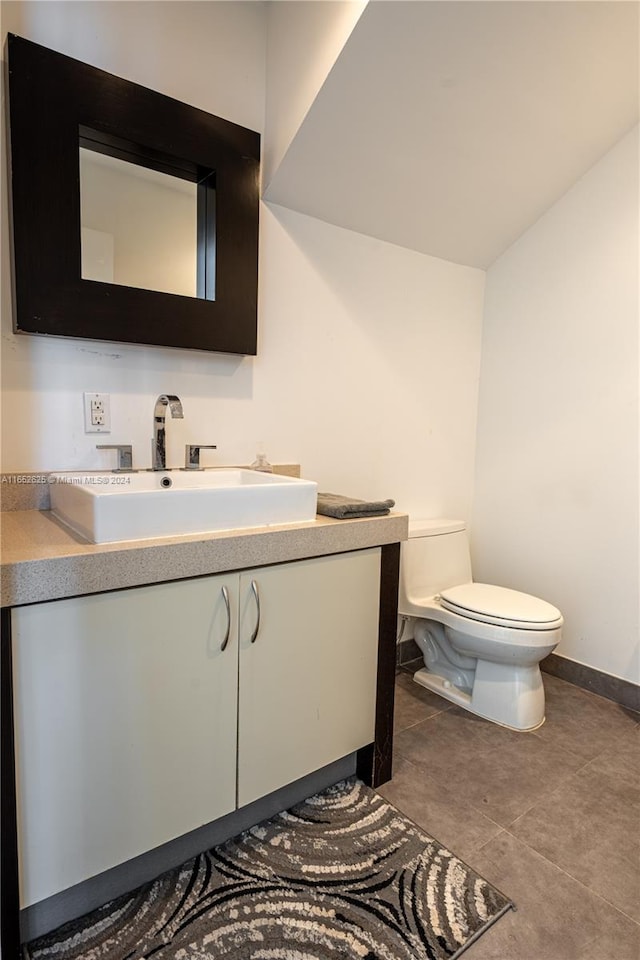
[1,509,408,607]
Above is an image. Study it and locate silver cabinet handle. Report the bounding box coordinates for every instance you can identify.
[220,585,231,652]
[249,579,261,643]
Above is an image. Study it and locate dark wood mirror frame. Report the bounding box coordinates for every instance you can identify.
[6,34,260,355]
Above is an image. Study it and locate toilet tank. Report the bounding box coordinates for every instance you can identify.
[398,518,473,617]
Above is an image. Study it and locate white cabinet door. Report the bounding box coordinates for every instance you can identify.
[237,549,380,807]
[13,575,238,907]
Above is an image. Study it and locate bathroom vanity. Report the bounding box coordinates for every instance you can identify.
[0,499,406,954]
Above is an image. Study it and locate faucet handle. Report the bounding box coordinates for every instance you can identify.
[96,444,134,472]
[183,444,217,471]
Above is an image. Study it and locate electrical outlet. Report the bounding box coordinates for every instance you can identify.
[83,393,111,434]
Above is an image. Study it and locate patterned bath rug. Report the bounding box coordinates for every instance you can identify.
[24,778,514,960]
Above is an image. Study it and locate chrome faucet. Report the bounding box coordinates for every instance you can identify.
[151,394,184,470]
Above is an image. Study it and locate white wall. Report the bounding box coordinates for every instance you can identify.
[1,0,484,522]
[0,0,267,472]
[257,203,484,515]
[264,0,366,187]
[472,127,639,685]
[0,1,265,129]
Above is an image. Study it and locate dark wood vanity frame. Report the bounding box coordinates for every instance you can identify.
[0,543,400,958]
[6,34,260,355]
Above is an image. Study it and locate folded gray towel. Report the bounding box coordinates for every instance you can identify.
[317,492,395,519]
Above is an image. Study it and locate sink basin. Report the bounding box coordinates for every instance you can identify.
[49,469,319,543]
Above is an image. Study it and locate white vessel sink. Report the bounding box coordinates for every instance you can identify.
[49,469,319,544]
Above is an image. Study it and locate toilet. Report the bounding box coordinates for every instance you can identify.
[398,519,563,731]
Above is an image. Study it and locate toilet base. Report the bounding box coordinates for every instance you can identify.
[413,662,547,732]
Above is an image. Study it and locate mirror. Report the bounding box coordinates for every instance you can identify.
[7,34,259,355]
[80,148,199,298]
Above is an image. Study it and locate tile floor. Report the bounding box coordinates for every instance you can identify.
[377,662,640,960]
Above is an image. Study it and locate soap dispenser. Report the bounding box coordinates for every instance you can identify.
[250,443,273,473]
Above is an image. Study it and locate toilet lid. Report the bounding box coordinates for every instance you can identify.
[439,583,563,630]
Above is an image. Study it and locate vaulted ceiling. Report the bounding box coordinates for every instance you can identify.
[265,1,639,268]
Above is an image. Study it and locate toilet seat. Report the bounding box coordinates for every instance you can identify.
[439,583,563,631]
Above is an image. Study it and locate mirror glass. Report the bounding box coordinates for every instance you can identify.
[80,147,199,298]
